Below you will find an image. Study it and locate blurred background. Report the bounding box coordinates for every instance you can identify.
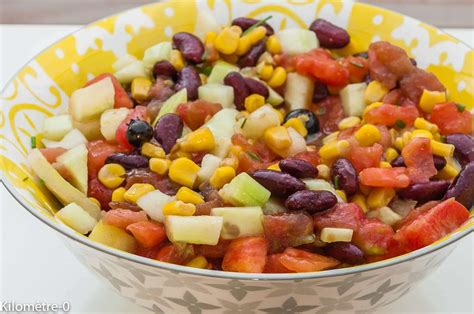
[0,0,473,27]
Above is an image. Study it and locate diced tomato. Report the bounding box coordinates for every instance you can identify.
[274,53,297,72]
[102,209,148,229]
[394,198,469,251]
[363,104,419,127]
[393,200,441,231]
[264,254,294,273]
[85,73,133,109]
[366,240,407,263]
[377,125,392,149]
[400,68,445,103]
[87,177,113,210]
[135,245,163,259]
[232,133,276,173]
[39,147,67,163]
[235,151,270,173]
[115,106,149,149]
[359,167,410,188]
[155,243,194,265]
[263,212,314,253]
[126,221,166,248]
[429,102,472,135]
[313,202,365,231]
[177,100,222,130]
[402,137,436,183]
[342,56,369,83]
[347,142,383,173]
[278,248,340,272]
[382,89,403,106]
[312,96,345,133]
[295,49,350,87]
[222,237,268,273]
[293,150,320,166]
[87,140,130,179]
[353,218,395,255]
[194,240,231,258]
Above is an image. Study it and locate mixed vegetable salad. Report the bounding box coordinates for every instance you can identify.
[27,16,473,273]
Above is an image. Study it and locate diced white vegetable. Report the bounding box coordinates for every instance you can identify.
[208,61,240,84]
[194,9,221,40]
[303,179,343,202]
[153,88,188,125]
[143,42,172,74]
[197,154,223,183]
[237,104,280,140]
[204,108,239,157]
[367,206,402,226]
[113,54,137,72]
[100,108,130,142]
[276,29,319,55]
[198,84,234,108]
[340,83,368,117]
[69,77,115,122]
[136,190,173,222]
[278,127,307,158]
[89,221,137,252]
[262,197,287,215]
[42,129,88,149]
[211,207,264,239]
[56,202,97,234]
[164,215,223,245]
[114,60,148,84]
[72,118,101,141]
[320,227,353,243]
[55,144,88,194]
[285,72,314,111]
[267,85,284,106]
[42,114,73,141]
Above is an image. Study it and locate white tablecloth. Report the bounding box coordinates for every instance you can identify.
[0,25,472,313]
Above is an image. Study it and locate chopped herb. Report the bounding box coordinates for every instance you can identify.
[349,60,364,68]
[246,151,262,161]
[455,103,465,112]
[30,136,36,149]
[39,179,45,185]
[241,16,272,36]
[198,65,213,76]
[333,175,340,190]
[22,177,29,182]
[395,119,406,129]
[240,118,247,129]
[317,107,327,115]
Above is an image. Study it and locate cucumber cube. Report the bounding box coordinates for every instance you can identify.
[340,82,368,117]
[198,83,234,108]
[56,202,97,234]
[143,42,172,73]
[219,172,271,207]
[320,227,354,243]
[276,29,319,55]
[208,61,239,84]
[211,206,264,239]
[153,88,187,125]
[164,215,223,245]
[285,72,314,111]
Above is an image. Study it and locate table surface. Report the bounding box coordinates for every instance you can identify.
[0,25,473,314]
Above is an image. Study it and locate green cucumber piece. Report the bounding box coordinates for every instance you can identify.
[219,172,271,207]
[153,89,187,125]
[207,61,239,84]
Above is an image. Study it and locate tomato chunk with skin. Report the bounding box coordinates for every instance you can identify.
[402,137,436,183]
[295,49,350,86]
[347,142,383,173]
[393,200,440,231]
[155,243,194,265]
[127,221,166,248]
[400,68,445,103]
[116,106,149,149]
[313,202,365,231]
[136,246,163,259]
[342,56,369,83]
[429,102,472,135]
[103,209,148,229]
[394,198,469,251]
[312,96,345,134]
[87,140,130,179]
[359,167,410,188]
[353,218,395,255]
[222,237,268,273]
[40,147,67,163]
[293,150,320,167]
[177,100,222,130]
[363,104,419,127]
[264,254,294,273]
[85,73,133,109]
[278,248,340,272]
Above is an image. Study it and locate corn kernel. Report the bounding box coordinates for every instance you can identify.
[244,94,266,113]
[389,128,398,144]
[246,26,267,45]
[186,255,208,269]
[267,163,281,171]
[319,140,350,161]
[258,51,274,65]
[111,187,127,202]
[419,89,446,113]
[131,77,152,101]
[385,148,399,163]
[204,31,217,45]
[363,102,383,116]
[394,137,404,151]
[316,164,330,180]
[322,131,340,144]
[124,183,155,203]
[402,131,412,147]
[267,67,287,88]
[163,200,196,216]
[170,49,185,71]
[210,166,236,189]
[430,140,454,157]
[274,108,284,122]
[215,27,240,55]
[169,157,201,188]
[379,161,392,168]
[89,197,101,208]
[256,62,274,81]
[34,133,45,148]
[411,129,433,140]
[435,164,459,180]
[367,188,395,209]
[264,126,292,151]
[149,158,171,175]
[351,194,368,213]
[365,80,389,104]
[142,142,166,158]
[355,124,381,147]
[180,127,215,153]
[236,35,252,56]
[335,190,347,202]
[98,163,126,189]
[414,117,439,133]
[338,116,361,131]
[229,145,243,156]
[266,35,282,54]
[433,132,442,142]
[283,118,307,137]
[230,25,243,35]
[176,186,204,205]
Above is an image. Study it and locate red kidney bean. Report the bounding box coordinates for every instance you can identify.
[175,66,201,100]
[445,134,474,166]
[331,158,358,196]
[309,18,350,49]
[285,190,337,214]
[398,180,450,203]
[238,40,266,68]
[153,113,183,154]
[244,77,269,99]
[279,158,318,179]
[125,168,179,195]
[153,61,177,79]
[109,201,142,212]
[224,72,249,110]
[172,32,204,64]
[390,156,405,167]
[445,161,474,209]
[105,153,149,170]
[324,243,365,264]
[251,169,305,198]
[391,155,446,171]
[231,17,274,36]
[312,81,329,103]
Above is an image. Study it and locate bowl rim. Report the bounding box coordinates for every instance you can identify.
[1,0,473,281]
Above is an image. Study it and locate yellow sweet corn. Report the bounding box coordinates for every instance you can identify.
[319,140,350,161]
[210,166,236,189]
[385,148,399,163]
[230,25,243,35]
[246,26,267,45]
[186,256,208,269]
[176,186,204,205]
[402,131,412,147]
[435,164,459,180]
[141,142,166,158]
[335,190,347,202]
[205,31,217,45]
[180,127,215,152]
[215,27,240,55]
[149,158,171,175]
[229,145,243,156]
[124,183,155,203]
[236,36,252,56]
[316,164,330,180]
[367,188,395,209]
[264,126,292,151]
[244,94,266,113]
[411,129,433,140]
[338,116,361,130]
[414,117,439,133]
[170,49,185,70]
[163,200,196,216]
[266,35,282,54]
[131,77,152,101]
[322,131,340,144]
[430,140,454,157]
[89,197,101,208]
[98,163,126,189]
[365,80,389,104]
[267,163,281,171]
[394,137,404,151]
[389,128,398,144]
[274,108,284,122]
[256,62,274,81]
[169,157,201,188]
[283,118,307,137]
[419,89,446,113]
[355,124,381,147]
[34,133,45,148]
[267,66,287,88]
[363,102,383,116]
[379,161,392,168]
[433,132,442,142]
[111,187,127,202]
[351,194,368,213]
